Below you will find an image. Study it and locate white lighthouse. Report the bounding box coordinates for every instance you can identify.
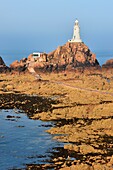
[69,19,82,43]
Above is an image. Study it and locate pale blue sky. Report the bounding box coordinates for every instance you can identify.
[0,0,113,55]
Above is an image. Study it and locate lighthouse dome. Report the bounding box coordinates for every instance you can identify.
[75,19,79,24]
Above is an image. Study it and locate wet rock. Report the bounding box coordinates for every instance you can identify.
[16,125,25,128]
[0,93,55,117]
[7,115,15,118]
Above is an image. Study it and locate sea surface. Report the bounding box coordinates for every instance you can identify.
[0,109,64,170]
[96,51,113,66]
[1,51,31,66]
[1,51,113,66]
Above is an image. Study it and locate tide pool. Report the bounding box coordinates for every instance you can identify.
[0,109,63,170]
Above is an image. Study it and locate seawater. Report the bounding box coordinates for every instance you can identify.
[96,51,113,66]
[1,51,30,66]
[0,109,63,170]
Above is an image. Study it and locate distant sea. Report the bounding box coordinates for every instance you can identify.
[1,51,113,66]
[1,51,31,66]
[96,51,113,66]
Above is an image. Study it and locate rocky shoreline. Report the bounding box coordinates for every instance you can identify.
[0,41,113,169]
[0,71,113,170]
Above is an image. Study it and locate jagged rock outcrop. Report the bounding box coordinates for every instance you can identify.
[34,42,100,72]
[10,42,100,73]
[0,56,10,73]
[102,59,113,68]
[10,58,27,72]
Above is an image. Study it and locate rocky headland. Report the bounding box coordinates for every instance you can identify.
[0,42,113,170]
[10,42,100,74]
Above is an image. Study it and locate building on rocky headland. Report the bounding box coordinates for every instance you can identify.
[32,52,41,59]
[10,19,100,73]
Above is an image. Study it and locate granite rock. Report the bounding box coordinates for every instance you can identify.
[102,59,113,68]
[10,42,100,73]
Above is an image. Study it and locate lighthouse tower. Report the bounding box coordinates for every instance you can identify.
[69,19,82,43]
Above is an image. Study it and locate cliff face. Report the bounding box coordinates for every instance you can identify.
[33,42,100,72]
[10,42,100,73]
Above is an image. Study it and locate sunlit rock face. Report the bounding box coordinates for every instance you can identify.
[33,42,100,72]
[10,58,27,72]
[102,59,113,68]
[9,42,100,73]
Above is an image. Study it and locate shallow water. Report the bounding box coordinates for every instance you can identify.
[0,109,63,170]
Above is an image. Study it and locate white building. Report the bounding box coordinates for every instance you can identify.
[32,52,41,59]
[68,19,82,43]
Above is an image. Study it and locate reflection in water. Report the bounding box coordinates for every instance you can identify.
[0,109,63,170]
